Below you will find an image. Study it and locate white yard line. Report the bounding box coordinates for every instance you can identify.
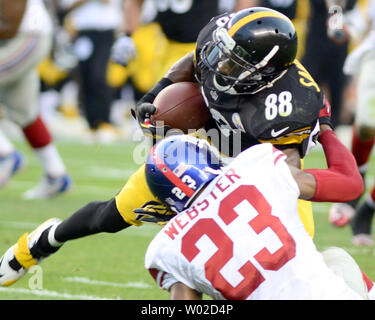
[86,167,135,180]
[64,276,152,289]
[0,220,160,237]
[0,287,117,300]
[0,220,39,229]
[1,180,119,194]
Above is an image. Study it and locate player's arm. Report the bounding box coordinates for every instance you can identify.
[170,282,202,300]
[164,51,196,84]
[0,0,27,40]
[282,148,301,169]
[234,0,259,11]
[137,51,196,107]
[109,0,143,66]
[133,52,196,139]
[290,124,364,202]
[122,0,143,34]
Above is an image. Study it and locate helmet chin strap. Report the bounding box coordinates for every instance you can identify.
[213,75,237,94]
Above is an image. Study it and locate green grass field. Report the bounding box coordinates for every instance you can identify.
[0,139,374,300]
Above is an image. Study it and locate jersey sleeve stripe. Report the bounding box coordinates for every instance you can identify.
[148,268,167,288]
[274,152,287,165]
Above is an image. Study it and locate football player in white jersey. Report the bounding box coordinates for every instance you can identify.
[144,124,371,299]
[0,0,72,198]
[329,0,375,246]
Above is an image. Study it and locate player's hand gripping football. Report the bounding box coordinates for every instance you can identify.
[134,102,171,141]
[134,201,176,226]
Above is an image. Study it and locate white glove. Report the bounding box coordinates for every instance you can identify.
[53,28,78,70]
[110,34,137,66]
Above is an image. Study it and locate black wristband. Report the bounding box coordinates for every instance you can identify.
[319,116,334,130]
[138,78,173,104]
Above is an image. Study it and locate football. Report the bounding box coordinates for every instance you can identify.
[151,82,210,133]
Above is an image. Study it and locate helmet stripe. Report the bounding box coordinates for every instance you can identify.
[228,11,290,37]
[151,147,195,197]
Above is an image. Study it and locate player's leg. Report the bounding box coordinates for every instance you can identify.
[348,51,375,244]
[0,199,130,286]
[297,199,314,238]
[3,68,72,199]
[297,158,315,238]
[329,51,375,229]
[0,127,26,186]
[0,31,72,198]
[0,34,44,187]
[78,30,117,142]
[351,188,375,246]
[321,247,368,299]
[328,126,373,227]
[0,164,169,286]
[130,23,168,96]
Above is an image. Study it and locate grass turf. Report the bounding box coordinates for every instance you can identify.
[0,140,373,300]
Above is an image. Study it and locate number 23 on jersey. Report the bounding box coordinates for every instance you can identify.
[181,185,296,299]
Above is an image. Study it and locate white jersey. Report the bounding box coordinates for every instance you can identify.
[60,0,123,31]
[344,0,375,75]
[145,143,363,300]
[18,0,53,35]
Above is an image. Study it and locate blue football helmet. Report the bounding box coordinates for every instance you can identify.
[145,135,223,213]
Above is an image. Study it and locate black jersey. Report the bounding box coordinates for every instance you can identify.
[195,13,324,158]
[258,0,297,20]
[154,0,219,43]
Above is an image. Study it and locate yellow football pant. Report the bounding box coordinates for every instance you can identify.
[107,23,196,92]
[115,163,315,238]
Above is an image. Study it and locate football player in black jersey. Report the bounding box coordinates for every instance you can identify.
[195,8,323,159]
[135,7,331,237]
[0,7,338,287]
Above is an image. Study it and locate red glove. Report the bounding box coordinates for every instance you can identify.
[319,98,334,129]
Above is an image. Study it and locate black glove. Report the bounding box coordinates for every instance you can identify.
[134,200,176,226]
[135,102,156,123]
[135,102,171,141]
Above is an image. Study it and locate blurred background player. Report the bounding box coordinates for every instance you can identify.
[301,0,357,129]
[144,133,368,300]
[329,0,375,246]
[0,0,72,199]
[56,0,123,143]
[37,0,80,123]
